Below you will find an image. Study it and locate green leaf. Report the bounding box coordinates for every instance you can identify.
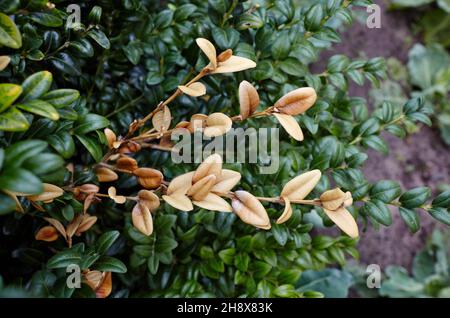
[279,58,307,77]
[27,50,45,61]
[271,33,290,60]
[251,60,274,81]
[50,53,81,76]
[75,134,103,162]
[0,193,16,215]
[432,191,450,208]
[74,114,109,135]
[0,12,22,48]
[155,236,178,253]
[147,252,159,275]
[4,139,48,168]
[87,29,110,49]
[327,55,349,73]
[69,39,94,58]
[0,168,42,194]
[97,231,120,254]
[212,27,240,50]
[47,132,75,159]
[30,12,63,27]
[47,250,82,269]
[93,256,127,273]
[123,41,143,65]
[362,135,389,155]
[0,107,29,131]
[296,269,353,298]
[399,207,420,233]
[23,153,64,175]
[428,207,450,226]
[42,89,80,108]
[0,84,22,112]
[370,180,402,203]
[363,200,393,226]
[272,224,288,246]
[305,4,324,31]
[21,71,53,102]
[16,100,59,121]
[399,187,431,208]
[218,248,236,265]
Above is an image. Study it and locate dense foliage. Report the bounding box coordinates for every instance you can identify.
[0,0,449,298]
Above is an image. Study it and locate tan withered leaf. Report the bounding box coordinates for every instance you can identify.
[212,56,256,74]
[162,193,193,211]
[66,214,83,238]
[75,214,97,236]
[0,56,11,71]
[43,217,67,239]
[320,188,347,211]
[217,49,232,62]
[35,226,59,242]
[108,187,126,204]
[211,169,241,194]
[239,80,260,120]
[187,175,216,201]
[276,197,292,224]
[79,184,100,194]
[189,114,208,133]
[203,113,232,137]
[232,191,271,229]
[27,183,64,202]
[274,87,317,116]
[83,193,97,213]
[132,203,153,236]
[273,113,304,141]
[192,153,222,183]
[138,190,160,211]
[281,170,321,201]
[167,171,195,195]
[152,105,171,133]
[323,207,359,238]
[3,190,24,213]
[178,82,206,97]
[196,38,217,69]
[116,156,138,172]
[193,193,232,212]
[95,272,112,298]
[133,168,163,189]
[84,270,103,290]
[96,167,118,182]
[104,128,117,149]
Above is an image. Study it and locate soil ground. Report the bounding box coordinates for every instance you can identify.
[316,0,450,270]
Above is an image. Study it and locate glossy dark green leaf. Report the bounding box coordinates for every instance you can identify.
[399,187,431,208]
[428,208,450,226]
[47,132,75,159]
[362,135,389,155]
[0,168,43,194]
[30,12,63,27]
[97,231,120,255]
[75,134,103,162]
[370,180,402,203]
[69,38,94,57]
[47,250,82,269]
[4,139,48,168]
[16,99,59,121]
[42,89,80,108]
[305,4,324,31]
[50,53,81,76]
[0,107,29,131]
[74,114,109,134]
[363,200,393,226]
[0,12,22,48]
[399,207,420,233]
[93,256,127,273]
[432,191,450,208]
[87,29,110,49]
[21,71,53,102]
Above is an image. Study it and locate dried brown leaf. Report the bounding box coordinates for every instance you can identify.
[132,203,153,236]
[96,167,118,182]
[138,190,160,211]
[43,217,67,239]
[95,272,112,298]
[204,113,232,137]
[232,190,271,229]
[192,153,222,183]
[27,183,64,202]
[276,197,292,224]
[116,156,138,172]
[273,113,304,141]
[104,128,117,149]
[152,105,171,133]
[320,188,347,211]
[167,171,195,196]
[162,193,193,212]
[178,82,206,97]
[35,226,59,242]
[107,187,126,204]
[274,87,317,116]
[133,168,163,189]
[193,193,232,212]
[212,55,256,74]
[239,80,259,120]
[281,170,321,201]
[187,174,216,201]
[196,38,217,69]
[323,207,359,238]
[211,169,241,194]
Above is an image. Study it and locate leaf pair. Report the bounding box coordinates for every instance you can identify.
[84,271,112,298]
[131,190,160,236]
[196,38,256,74]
